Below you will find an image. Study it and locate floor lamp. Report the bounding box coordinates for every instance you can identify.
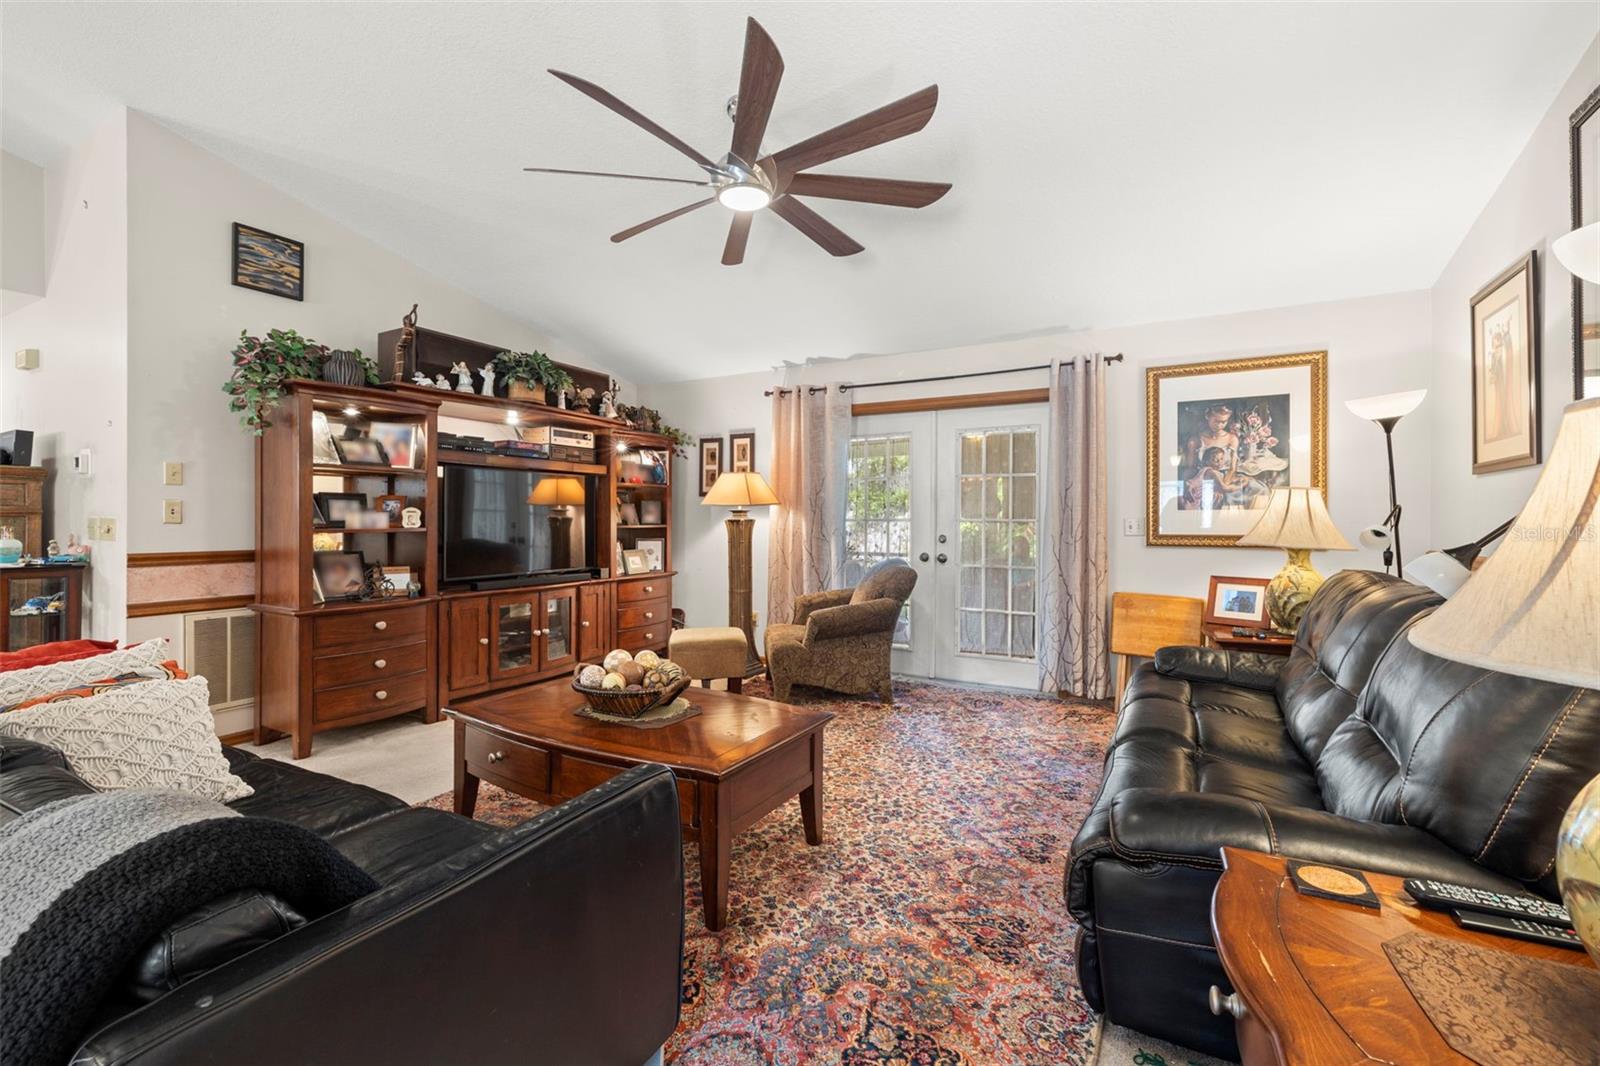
[702,470,778,677]
[1345,389,1426,578]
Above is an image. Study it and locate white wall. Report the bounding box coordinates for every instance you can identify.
[0,115,130,639]
[124,111,624,554]
[2,150,47,308]
[1428,35,1600,547]
[643,290,1433,647]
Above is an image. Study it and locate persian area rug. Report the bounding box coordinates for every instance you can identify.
[423,677,1115,1065]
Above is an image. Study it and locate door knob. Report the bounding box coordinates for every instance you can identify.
[919,552,930,562]
[936,553,948,564]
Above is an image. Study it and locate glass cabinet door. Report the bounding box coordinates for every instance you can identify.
[5,574,72,652]
[541,590,576,670]
[491,596,537,678]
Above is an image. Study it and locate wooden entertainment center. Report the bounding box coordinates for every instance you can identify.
[254,342,677,758]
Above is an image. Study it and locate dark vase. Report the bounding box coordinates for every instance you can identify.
[323,350,364,386]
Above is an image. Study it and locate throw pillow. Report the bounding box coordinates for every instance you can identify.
[0,677,253,803]
[1,662,189,713]
[0,639,119,673]
[0,640,173,709]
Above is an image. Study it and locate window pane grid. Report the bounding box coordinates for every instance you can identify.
[847,433,913,646]
[954,426,1040,663]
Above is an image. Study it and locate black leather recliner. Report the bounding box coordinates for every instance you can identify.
[1066,570,1600,1059]
[0,738,684,1065]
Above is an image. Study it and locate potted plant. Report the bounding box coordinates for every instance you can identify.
[493,350,573,404]
[222,328,326,433]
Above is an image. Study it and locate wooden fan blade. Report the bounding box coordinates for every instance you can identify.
[524,167,711,187]
[611,198,716,243]
[784,173,950,208]
[548,70,714,167]
[770,197,864,257]
[730,18,784,165]
[770,85,939,178]
[721,213,753,266]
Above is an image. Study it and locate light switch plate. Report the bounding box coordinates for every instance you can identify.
[15,348,39,370]
[162,499,183,524]
[87,516,117,541]
[163,461,183,486]
[1122,517,1144,536]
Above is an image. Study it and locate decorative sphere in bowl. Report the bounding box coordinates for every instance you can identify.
[635,650,662,670]
[602,649,633,672]
[601,672,626,690]
[577,664,606,688]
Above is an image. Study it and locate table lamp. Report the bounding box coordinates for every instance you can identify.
[1235,486,1354,634]
[702,470,779,676]
[1408,397,1599,963]
[1344,389,1426,578]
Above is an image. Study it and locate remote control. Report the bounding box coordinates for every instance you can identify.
[1403,877,1570,927]
[1452,909,1586,951]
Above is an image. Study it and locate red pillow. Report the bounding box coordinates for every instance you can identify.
[0,640,120,673]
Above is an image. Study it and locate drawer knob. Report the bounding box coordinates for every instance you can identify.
[643,585,654,593]
[374,659,387,669]
[375,690,388,701]
[580,620,590,628]
[478,637,489,645]
[644,632,654,641]
[374,620,388,631]
[487,750,505,764]
[644,611,654,620]
[1208,986,1247,1020]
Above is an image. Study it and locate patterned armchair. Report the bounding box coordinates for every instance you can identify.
[764,558,918,703]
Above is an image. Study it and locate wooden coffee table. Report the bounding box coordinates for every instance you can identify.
[1211,847,1595,1064]
[446,684,832,931]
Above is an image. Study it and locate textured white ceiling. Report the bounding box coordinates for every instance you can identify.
[4,2,1596,382]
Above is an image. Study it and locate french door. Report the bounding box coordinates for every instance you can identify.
[847,404,1047,689]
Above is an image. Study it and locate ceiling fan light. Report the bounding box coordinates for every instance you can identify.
[718,183,771,211]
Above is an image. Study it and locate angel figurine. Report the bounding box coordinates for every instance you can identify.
[433,373,451,390]
[410,371,434,388]
[451,361,475,392]
[477,364,497,397]
[598,387,618,420]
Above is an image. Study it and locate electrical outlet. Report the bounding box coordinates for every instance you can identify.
[1122,517,1144,537]
[163,499,183,525]
[163,461,184,486]
[15,348,39,370]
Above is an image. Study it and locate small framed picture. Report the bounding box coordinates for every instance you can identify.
[311,410,340,464]
[1470,250,1541,474]
[313,492,367,529]
[638,498,664,524]
[1205,575,1272,628]
[699,437,723,497]
[232,222,304,301]
[400,506,423,529]
[313,550,367,602]
[311,531,345,553]
[729,431,755,473]
[636,538,665,572]
[621,548,651,575]
[381,566,413,596]
[369,422,420,469]
[619,500,640,526]
[374,494,407,525]
[332,436,389,466]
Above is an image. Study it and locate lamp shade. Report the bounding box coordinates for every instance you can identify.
[1409,397,1600,688]
[1345,389,1427,423]
[702,471,779,508]
[1235,487,1354,551]
[1554,222,1600,284]
[527,476,586,506]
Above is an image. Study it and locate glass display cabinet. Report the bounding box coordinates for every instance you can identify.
[1,563,85,652]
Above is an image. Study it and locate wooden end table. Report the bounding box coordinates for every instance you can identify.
[1211,847,1595,1064]
[446,684,832,931]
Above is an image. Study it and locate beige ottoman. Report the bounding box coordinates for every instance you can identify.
[669,627,749,693]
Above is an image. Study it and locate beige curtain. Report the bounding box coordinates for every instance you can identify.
[767,382,852,628]
[1039,356,1111,698]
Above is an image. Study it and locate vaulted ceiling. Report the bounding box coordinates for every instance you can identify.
[4,2,1595,381]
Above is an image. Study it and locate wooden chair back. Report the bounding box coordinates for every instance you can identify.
[1110,592,1205,701]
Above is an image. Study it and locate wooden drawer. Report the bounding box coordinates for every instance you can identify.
[0,482,40,509]
[313,641,427,690]
[466,727,550,793]
[616,622,670,653]
[617,597,670,632]
[314,604,427,651]
[314,671,428,724]
[553,752,623,798]
[616,576,670,604]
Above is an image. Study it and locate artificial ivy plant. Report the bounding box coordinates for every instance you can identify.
[222,328,378,433]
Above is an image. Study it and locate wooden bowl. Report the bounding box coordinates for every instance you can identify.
[571,675,691,719]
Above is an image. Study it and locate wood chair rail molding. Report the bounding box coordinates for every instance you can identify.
[849,387,1049,417]
[127,550,257,568]
[127,594,256,619]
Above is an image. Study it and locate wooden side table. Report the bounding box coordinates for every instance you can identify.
[1210,847,1595,1064]
[1202,624,1293,656]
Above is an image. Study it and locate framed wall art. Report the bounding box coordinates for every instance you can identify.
[1146,350,1327,546]
[1470,251,1540,474]
[232,222,304,301]
[1571,85,1599,401]
[699,437,723,497]
[729,430,755,473]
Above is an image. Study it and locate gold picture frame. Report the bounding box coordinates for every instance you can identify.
[1145,350,1328,547]
[1470,251,1540,474]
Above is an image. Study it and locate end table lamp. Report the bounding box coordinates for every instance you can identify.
[1235,486,1353,634]
[1344,389,1426,577]
[702,470,779,677]
[1408,397,1600,963]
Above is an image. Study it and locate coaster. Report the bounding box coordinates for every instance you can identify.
[1288,859,1380,909]
[574,697,700,729]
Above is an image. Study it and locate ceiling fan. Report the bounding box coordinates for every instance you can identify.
[526,17,950,265]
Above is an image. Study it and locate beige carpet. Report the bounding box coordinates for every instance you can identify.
[240,713,453,803]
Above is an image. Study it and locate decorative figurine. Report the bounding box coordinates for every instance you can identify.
[451,361,475,392]
[411,371,433,388]
[477,364,497,397]
[63,534,90,560]
[571,385,597,413]
[434,373,451,390]
[393,303,419,380]
[46,538,60,558]
[598,384,618,420]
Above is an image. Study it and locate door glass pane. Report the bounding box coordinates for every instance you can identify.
[959,609,983,653]
[497,601,534,671]
[984,611,1009,654]
[847,432,914,648]
[954,424,1041,662]
[545,597,571,660]
[960,566,982,608]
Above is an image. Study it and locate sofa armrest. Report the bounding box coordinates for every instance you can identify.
[1153,645,1284,692]
[793,587,854,624]
[806,598,901,642]
[1107,789,1524,892]
[73,764,684,1066]
[0,734,68,771]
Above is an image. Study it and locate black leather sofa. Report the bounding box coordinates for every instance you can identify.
[0,738,683,1065]
[1067,570,1600,1059]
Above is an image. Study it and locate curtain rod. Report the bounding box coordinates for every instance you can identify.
[762,353,1124,396]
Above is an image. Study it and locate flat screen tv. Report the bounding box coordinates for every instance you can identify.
[441,465,596,585]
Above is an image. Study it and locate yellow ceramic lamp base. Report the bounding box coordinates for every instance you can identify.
[1264,548,1324,635]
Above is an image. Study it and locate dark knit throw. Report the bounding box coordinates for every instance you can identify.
[0,793,377,1066]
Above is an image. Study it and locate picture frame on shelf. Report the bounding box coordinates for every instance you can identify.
[381,566,413,596]
[1470,251,1541,474]
[729,431,755,473]
[699,437,723,497]
[639,498,664,525]
[636,538,666,572]
[374,494,408,525]
[621,548,651,575]
[369,422,421,469]
[332,436,388,466]
[231,222,304,301]
[312,492,367,529]
[1145,350,1327,546]
[312,549,367,602]
[311,531,345,553]
[310,410,340,464]
[1204,575,1272,628]
[400,506,423,529]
